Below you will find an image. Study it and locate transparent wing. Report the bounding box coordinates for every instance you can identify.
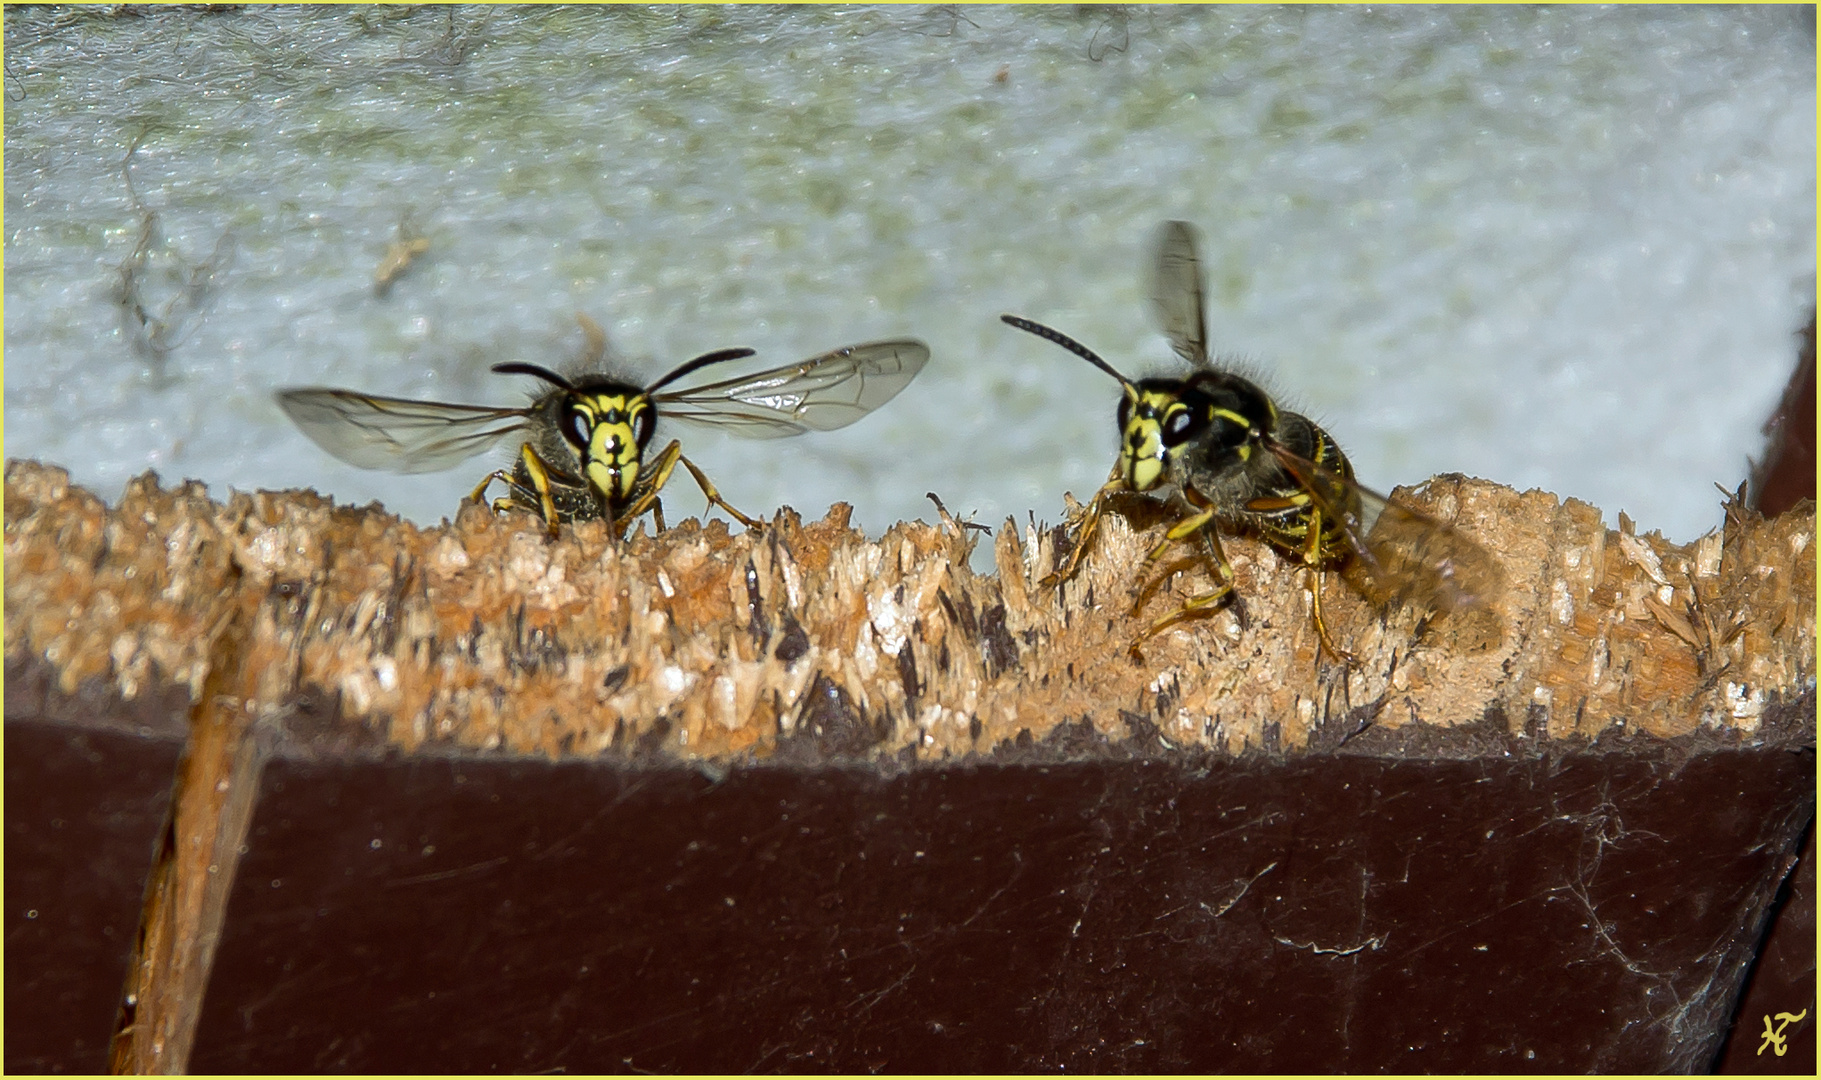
[1265,441,1505,616]
[275,388,531,474]
[1149,219,1210,368]
[655,339,931,439]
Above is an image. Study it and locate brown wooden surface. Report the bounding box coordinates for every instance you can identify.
[6,460,1810,762]
[4,459,1814,1072]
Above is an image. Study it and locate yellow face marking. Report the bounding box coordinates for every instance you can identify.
[574,392,650,504]
[1119,387,1183,493]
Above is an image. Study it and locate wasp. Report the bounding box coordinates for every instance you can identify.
[277,315,930,538]
[1002,220,1501,660]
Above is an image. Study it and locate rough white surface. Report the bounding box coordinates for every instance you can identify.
[4,6,1813,544]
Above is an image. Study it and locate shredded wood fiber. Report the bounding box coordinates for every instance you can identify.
[5,459,1813,761]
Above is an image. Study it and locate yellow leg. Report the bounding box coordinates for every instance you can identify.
[516,443,564,538]
[1142,505,1216,565]
[677,453,761,530]
[609,440,682,536]
[1199,525,1236,601]
[611,442,760,536]
[1040,466,1125,588]
[1128,508,1221,615]
[1301,509,1353,664]
[1307,568,1353,664]
[468,469,514,507]
[467,445,566,538]
[1127,522,1239,658]
[1128,590,1238,660]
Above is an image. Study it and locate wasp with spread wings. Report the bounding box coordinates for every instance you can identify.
[277,316,930,538]
[1002,220,1501,660]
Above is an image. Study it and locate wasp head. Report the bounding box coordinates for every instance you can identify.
[560,382,657,511]
[1117,374,1276,491]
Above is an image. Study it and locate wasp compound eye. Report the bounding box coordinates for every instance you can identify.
[1162,408,1199,446]
[561,407,591,450]
[632,406,655,449]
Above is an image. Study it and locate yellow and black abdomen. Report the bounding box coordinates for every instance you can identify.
[1242,411,1359,570]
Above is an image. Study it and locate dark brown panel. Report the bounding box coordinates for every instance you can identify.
[4,700,186,1073]
[1718,823,1816,1074]
[190,737,1812,1073]
[1721,309,1819,1074]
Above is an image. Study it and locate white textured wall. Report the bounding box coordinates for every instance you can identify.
[4,5,1813,544]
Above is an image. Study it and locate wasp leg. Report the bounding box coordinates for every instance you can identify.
[1147,507,1209,561]
[611,442,760,535]
[1199,526,1251,633]
[1040,466,1125,588]
[1141,505,1215,567]
[677,453,761,530]
[1306,568,1354,664]
[467,446,564,538]
[609,440,682,536]
[1127,588,1238,661]
[1301,507,1354,664]
[1128,501,1229,613]
[1128,551,1207,614]
[511,443,564,538]
[468,469,515,507]
[488,477,545,518]
[478,477,540,517]
[1127,521,1239,660]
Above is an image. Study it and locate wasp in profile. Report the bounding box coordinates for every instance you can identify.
[1002,220,1501,660]
[277,315,929,538]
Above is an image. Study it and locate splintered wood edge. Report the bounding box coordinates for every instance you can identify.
[5,458,1815,765]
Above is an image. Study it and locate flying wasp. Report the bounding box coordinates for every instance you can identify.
[1001,220,1501,660]
[277,315,930,538]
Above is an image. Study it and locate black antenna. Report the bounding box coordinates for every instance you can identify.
[999,314,1133,387]
[645,347,758,394]
[491,362,575,391]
